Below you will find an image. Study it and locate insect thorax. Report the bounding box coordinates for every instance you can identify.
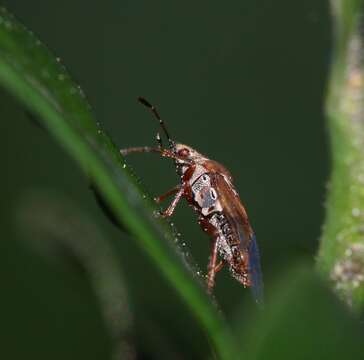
[190,172,234,256]
[190,171,221,216]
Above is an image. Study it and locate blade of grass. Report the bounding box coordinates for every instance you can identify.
[318,0,364,311]
[16,189,135,360]
[0,7,237,358]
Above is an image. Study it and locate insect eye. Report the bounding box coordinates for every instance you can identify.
[177,148,190,158]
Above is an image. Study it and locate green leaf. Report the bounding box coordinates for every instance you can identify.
[0,7,237,358]
[238,264,363,360]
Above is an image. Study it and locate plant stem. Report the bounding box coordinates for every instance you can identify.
[318,0,364,310]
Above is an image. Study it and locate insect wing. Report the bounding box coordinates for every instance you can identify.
[211,173,264,303]
[210,173,252,249]
[248,233,264,304]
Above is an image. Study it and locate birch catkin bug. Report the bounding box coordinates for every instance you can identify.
[121,97,263,302]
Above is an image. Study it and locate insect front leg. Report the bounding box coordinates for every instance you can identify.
[158,164,196,217]
[207,237,224,293]
[158,186,184,218]
[154,185,180,204]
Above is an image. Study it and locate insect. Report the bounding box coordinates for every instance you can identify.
[120,97,263,302]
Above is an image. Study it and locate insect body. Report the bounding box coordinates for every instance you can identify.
[121,97,263,302]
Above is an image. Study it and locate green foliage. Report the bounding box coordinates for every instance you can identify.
[241,264,364,360]
[0,7,235,359]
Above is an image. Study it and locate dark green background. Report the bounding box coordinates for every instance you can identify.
[0,1,331,359]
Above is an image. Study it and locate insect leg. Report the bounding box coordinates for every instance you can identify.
[154,185,181,204]
[215,260,224,272]
[159,186,184,218]
[207,237,220,293]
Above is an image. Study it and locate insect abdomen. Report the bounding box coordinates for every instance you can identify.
[209,213,250,286]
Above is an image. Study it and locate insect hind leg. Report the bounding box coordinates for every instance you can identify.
[207,237,224,293]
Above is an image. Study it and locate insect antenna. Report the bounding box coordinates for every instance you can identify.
[138,97,175,149]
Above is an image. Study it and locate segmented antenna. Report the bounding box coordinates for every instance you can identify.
[138,97,175,148]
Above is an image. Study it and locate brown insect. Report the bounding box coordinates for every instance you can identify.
[121,97,263,302]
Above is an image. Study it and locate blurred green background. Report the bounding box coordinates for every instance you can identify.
[0,1,350,359]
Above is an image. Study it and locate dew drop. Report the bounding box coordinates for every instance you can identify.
[78,86,85,98]
[122,164,126,169]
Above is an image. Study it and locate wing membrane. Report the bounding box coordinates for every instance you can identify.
[211,173,263,303]
[248,233,264,304]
